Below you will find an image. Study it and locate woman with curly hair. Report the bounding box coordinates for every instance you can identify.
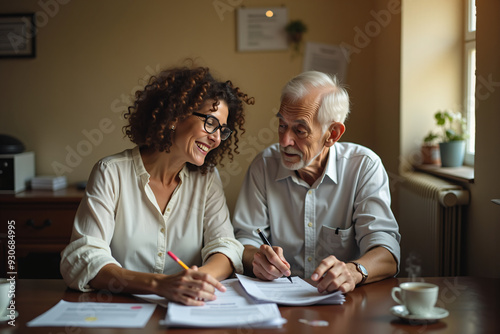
[60,65,254,306]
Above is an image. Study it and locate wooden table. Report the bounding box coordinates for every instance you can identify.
[1,277,499,333]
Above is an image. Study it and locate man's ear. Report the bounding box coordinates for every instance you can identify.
[324,122,345,147]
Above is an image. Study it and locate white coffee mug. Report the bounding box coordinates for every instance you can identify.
[0,278,14,318]
[391,282,438,316]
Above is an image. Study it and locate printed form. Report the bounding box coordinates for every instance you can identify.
[26,301,156,328]
[236,274,346,305]
[159,278,285,328]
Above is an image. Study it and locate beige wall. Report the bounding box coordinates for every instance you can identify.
[401,0,463,169]
[0,0,397,213]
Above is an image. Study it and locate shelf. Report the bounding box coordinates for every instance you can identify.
[414,164,474,184]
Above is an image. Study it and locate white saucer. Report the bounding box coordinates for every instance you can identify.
[390,305,449,323]
[0,310,19,322]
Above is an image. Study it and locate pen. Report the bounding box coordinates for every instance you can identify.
[167,251,190,270]
[256,228,293,283]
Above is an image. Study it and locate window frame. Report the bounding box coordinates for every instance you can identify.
[463,0,476,166]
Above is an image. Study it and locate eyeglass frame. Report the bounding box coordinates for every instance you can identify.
[192,112,232,141]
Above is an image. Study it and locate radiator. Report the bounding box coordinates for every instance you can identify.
[398,172,469,277]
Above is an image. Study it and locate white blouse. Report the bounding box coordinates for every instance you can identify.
[60,146,243,291]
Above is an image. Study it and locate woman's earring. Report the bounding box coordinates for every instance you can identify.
[171,125,175,130]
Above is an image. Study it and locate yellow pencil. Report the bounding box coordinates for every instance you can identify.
[167,251,190,270]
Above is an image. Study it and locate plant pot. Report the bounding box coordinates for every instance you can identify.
[439,141,465,167]
[421,145,440,165]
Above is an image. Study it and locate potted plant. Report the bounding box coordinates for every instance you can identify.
[424,110,468,167]
[285,20,307,53]
[421,132,440,165]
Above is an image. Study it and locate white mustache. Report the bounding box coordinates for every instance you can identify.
[280,146,303,158]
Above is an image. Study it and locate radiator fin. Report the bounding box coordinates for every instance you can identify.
[398,172,468,277]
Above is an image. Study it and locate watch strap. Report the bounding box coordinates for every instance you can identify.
[349,261,368,285]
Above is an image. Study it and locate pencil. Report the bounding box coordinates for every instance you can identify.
[167,251,190,270]
[256,228,293,283]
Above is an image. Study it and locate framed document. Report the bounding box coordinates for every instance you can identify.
[237,7,288,52]
[0,14,36,58]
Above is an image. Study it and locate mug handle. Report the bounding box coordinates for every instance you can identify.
[391,287,404,305]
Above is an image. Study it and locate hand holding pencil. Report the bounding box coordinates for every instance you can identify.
[157,251,226,306]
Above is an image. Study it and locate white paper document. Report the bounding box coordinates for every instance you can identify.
[236,274,345,306]
[237,7,288,51]
[303,41,349,82]
[160,278,286,328]
[26,300,156,328]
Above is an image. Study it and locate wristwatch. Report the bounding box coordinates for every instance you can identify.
[349,262,368,285]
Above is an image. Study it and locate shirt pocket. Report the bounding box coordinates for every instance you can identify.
[317,225,358,262]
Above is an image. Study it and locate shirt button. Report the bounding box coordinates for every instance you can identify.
[160,228,165,234]
[308,190,312,195]
[166,208,171,212]
[308,222,313,227]
[158,252,163,257]
[308,257,313,262]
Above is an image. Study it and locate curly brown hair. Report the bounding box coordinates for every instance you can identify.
[123,66,254,174]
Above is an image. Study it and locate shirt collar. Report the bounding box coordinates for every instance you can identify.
[132,146,189,187]
[275,145,338,186]
[132,146,147,174]
[276,157,296,181]
[323,145,338,184]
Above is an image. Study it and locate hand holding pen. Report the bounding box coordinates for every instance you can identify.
[255,228,293,283]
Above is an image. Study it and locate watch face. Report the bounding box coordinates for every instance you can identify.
[359,264,368,276]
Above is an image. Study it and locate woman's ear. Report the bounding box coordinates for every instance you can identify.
[324,122,346,147]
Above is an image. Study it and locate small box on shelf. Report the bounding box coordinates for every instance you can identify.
[31,175,67,191]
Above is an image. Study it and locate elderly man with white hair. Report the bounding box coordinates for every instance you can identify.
[233,71,401,294]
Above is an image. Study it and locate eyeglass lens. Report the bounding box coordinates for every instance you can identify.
[193,113,232,140]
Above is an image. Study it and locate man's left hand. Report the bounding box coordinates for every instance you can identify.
[310,255,358,293]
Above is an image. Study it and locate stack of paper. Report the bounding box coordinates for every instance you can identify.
[235,274,346,305]
[142,279,286,328]
[151,275,344,328]
[31,175,67,190]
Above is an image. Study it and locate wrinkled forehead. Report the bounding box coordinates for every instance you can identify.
[279,86,332,122]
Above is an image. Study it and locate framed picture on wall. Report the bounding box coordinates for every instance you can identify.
[0,13,36,58]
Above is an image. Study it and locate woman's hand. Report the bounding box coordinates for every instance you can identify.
[156,266,227,306]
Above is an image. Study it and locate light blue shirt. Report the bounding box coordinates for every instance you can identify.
[233,142,401,278]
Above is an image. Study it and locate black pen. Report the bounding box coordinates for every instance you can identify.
[256,228,293,283]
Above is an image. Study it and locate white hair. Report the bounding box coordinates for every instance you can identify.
[280,71,350,132]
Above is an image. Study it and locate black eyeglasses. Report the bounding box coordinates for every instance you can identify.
[192,112,232,141]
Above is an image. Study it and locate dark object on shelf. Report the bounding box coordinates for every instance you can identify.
[76,181,87,190]
[0,134,25,154]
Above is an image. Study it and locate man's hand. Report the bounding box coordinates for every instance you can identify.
[252,244,291,281]
[310,255,358,294]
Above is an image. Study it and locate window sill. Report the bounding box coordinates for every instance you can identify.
[414,164,474,184]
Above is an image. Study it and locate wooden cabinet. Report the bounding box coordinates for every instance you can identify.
[0,187,84,278]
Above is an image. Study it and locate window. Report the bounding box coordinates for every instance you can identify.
[464,0,476,165]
